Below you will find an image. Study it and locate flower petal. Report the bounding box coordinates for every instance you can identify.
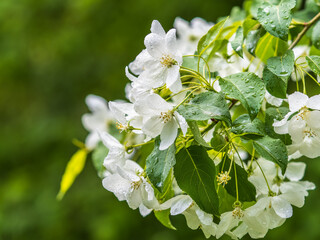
[160,119,178,150]
[285,162,306,181]
[165,29,178,54]
[144,33,165,59]
[306,94,320,110]
[166,65,182,93]
[271,196,293,218]
[151,20,166,36]
[288,92,309,112]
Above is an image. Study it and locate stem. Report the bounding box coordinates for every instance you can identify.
[255,159,272,193]
[126,140,154,151]
[233,158,239,201]
[173,87,200,111]
[289,12,320,50]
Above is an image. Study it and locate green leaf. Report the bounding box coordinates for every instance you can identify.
[266,50,294,77]
[242,18,259,37]
[257,0,296,40]
[220,72,265,120]
[312,20,320,49]
[187,121,211,148]
[253,136,288,174]
[211,133,228,152]
[197,18,228,57]
[175,146,219,215]
[263,50,294,98]
[177,91,231,126]
[255,33,288,62]
[92,142,108,178]
[231,26,244,58]
[146,137,176,192]
[218,157,256,202]
[246,28,266,56]
[231,114,266,138]
[306,55,320,76]
[265,106,292,144]
[57,148,88,200]
[154,210,176,230]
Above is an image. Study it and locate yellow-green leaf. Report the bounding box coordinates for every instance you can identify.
[57,148,88,200]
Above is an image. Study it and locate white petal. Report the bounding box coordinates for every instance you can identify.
[166,65,182,93]
[99,131,123,150]
[170,195,193,215]
[288,92,309,112]
[306,94,320,110]
[151,20,166,36]
[165,29,178,53]
[285,162,306,181]
[271,196,293,218]
[273,112,291,134]
[139,204,153,217]
[84,132,100,150]
[85,94,108,113]
[127,188,143,209]
[306,110,320,129]
[160,119,178,150]
[174,112,188,136]
[102,174,130,201]
[280,191,305,208]
[195,207,213,225]
[144,33,165,59]
[142,116,164,138]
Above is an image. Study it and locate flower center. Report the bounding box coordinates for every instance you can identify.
[160,111,173,123]
[160,55,177,68]
[304,127,317,138]
[131,180,142,190]
[232,206,244,219]
[217,171,231,186]
[116,122,129,132]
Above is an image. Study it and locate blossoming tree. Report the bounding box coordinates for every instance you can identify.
[58,0,320,238]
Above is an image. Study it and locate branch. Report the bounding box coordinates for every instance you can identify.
[289,12,320,50]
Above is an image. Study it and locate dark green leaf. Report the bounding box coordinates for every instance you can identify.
[246,28,266,56]
[231,114,266,138]
[231,26,244,58]
[175,146,219,215]
[218,157,256,202]
[306,55,320,76]
[263,49,294,98]
[211,133,228,152]
[177,91,231,126]
[154,210,176,230]
[253,136,288,174]
[146,137,176,192]
[312,20,320,49]
[257,0,296,40]
[220,72,265,120]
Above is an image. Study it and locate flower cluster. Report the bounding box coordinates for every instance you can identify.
[60,2,320,239]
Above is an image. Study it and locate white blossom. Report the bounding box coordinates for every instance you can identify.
[134,93,188,150]
[82,95,114,150]
[273,92,320,158]
[174,17,213,55]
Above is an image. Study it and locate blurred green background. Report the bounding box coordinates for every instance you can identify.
[1,0,320,239]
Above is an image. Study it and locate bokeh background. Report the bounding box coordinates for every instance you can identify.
[1,0,320,239]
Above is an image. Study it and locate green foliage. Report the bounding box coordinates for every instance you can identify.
[263,50,294,98]
[257,0,296,40]
[146,137,176,192]
[154,210,176,230]
[187,121,211,148]
[177,91,231,125]
[197,18,228,58]
[312,21,320,49]
[306,55,320,76]
[175,146,219,215]
[231,26,244,57]
[253,136,288,174]
[220,72,265,120]
[231,114,266,138]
